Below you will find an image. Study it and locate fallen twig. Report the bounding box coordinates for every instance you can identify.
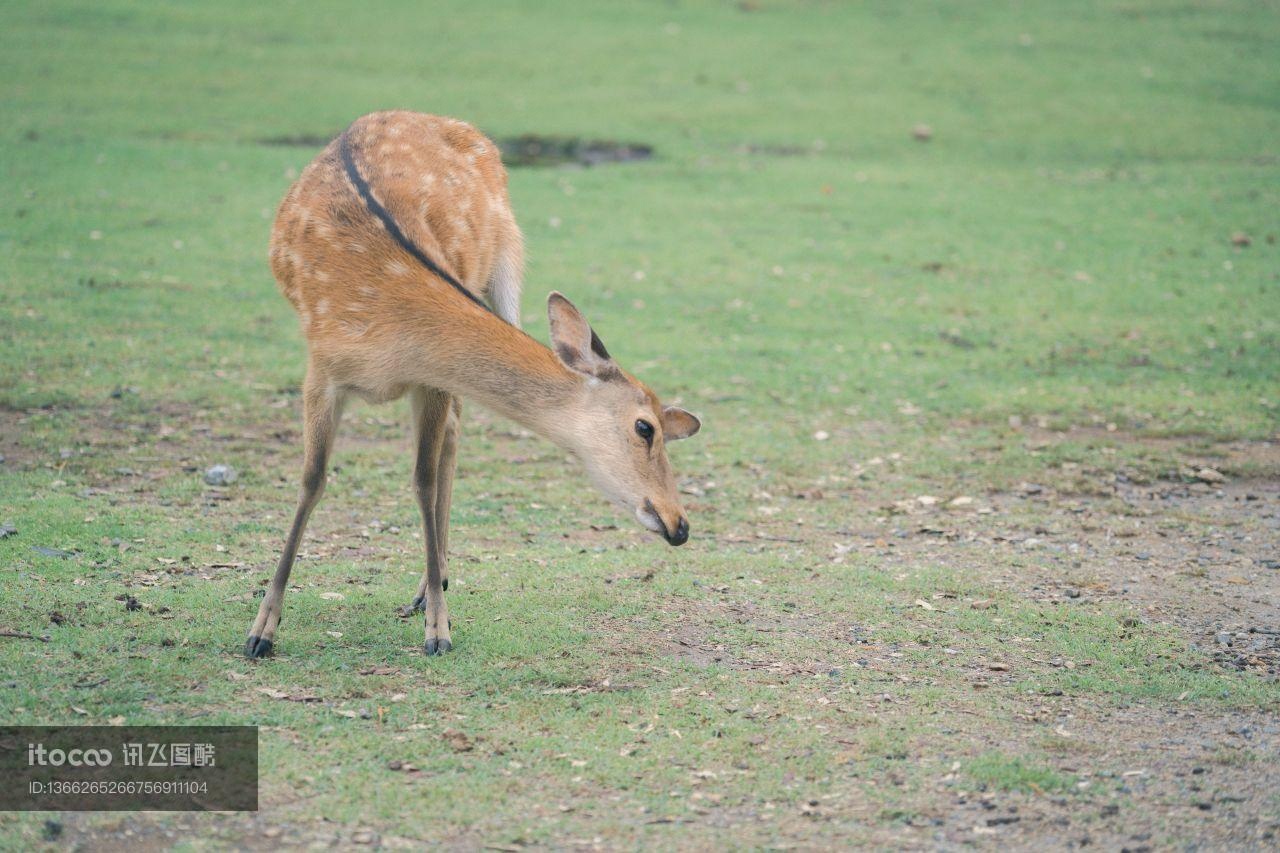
[0,628,48,642]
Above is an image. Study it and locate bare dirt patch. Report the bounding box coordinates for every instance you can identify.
[736,432,1280,679]
[255,130,657,169]
[496,135,653,168]
[836,702,1280,850]
[862,460,1280,677]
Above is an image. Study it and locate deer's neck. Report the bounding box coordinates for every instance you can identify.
[407,304,585,448]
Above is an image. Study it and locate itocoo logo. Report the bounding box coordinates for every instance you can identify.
[27,743,113,767]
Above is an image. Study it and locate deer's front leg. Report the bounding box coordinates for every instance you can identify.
[409,388,456,655]
[246,370,343,658]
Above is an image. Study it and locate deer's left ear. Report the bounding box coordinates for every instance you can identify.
[547,291,615,378]
[661,407,701,441]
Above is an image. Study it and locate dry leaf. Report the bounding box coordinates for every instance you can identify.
[257,686,321,703]
[358,665,398,676]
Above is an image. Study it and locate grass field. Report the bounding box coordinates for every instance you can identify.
[2,0,1278,848]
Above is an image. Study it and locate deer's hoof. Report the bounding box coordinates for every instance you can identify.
[423,638,453,656]
[244,636,274,659]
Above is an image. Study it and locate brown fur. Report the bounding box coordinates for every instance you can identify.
[245,111,700,659]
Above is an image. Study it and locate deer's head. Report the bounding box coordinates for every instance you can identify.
[547,292,701,545]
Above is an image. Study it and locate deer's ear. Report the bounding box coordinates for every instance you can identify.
[662,406,701,441]
[547,292,613,378]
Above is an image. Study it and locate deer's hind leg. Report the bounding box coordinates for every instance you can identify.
[246,366,345,658]
[407,387,459,655]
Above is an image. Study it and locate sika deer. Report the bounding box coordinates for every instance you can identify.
[245,111,701,658]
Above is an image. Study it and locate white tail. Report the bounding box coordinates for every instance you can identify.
[488,239,523,327]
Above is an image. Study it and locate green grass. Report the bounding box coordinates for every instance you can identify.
[1,0,1278,847]
[966,752,1076,795]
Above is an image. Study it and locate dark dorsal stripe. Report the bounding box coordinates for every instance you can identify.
[338,130,495,316]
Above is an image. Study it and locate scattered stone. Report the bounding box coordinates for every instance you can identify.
[1194,467,1225,484]
[912,123,933,142]
[33,546,74,559]
[124,596,142,612]
[443,729,474,752]
[949,496,975,508]
[0,521,16,539]
[204,464,238,486]
[1230,232,1251,247]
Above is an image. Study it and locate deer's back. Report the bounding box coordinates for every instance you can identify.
[269,111,517,346]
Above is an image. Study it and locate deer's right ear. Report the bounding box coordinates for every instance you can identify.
[548,292,614,378]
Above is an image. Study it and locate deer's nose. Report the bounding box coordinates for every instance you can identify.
[664,516,689,547]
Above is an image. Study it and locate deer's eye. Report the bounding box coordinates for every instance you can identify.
[635,419,655,445]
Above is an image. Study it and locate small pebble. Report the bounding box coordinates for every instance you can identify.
[204,464,238,486]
